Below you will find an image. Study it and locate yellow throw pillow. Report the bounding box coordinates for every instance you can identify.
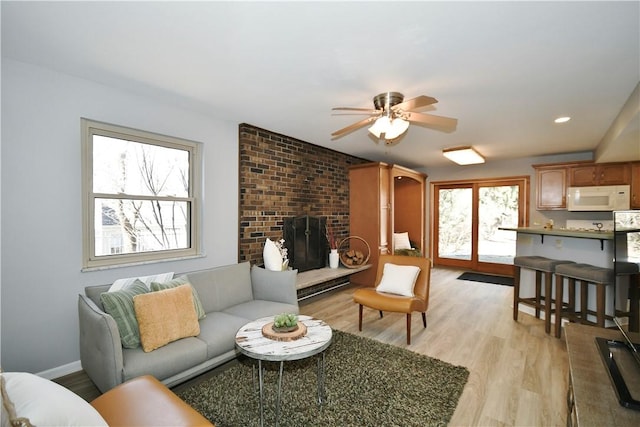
[133,284,200,353]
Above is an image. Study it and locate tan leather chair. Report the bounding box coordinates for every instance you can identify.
[91,375,213,426]
[353,254,431,345]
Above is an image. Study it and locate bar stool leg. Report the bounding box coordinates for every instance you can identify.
[535,271,542,319]
[568,278,576,322]
[580,281,588,324]
[544,271,553,334]
[513,265,521,321]
[596,283,606,327]
[555,274,564,338]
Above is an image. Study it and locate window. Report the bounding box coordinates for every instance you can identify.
[82,119,202,269]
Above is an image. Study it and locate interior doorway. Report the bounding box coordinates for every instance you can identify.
[432,177,529,276]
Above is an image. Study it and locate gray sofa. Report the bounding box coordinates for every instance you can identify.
[78,262,298,392]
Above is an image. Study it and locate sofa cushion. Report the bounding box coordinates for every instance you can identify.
[122,337,208,383]
[134,284,200,352]
[197,312,252,357]
[186,262,253,313]
[100,279,149,348]
[224,300,299,323]
[1,372,108,427]
[250,265,299,306]
[150,275,206,320]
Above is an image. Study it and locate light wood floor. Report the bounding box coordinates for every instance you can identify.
[56,266,570,426]
[301,267,569,426]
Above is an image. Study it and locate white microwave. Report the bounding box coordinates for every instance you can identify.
[566,185,630,211]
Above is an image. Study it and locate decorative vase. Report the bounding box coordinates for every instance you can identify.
[329,249,339,269]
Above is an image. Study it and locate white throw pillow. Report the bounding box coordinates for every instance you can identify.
[2,372,108,426]
[108,272,175,292]
[263,238,283,271]
[376,263,421,297]
[393,232,412,250]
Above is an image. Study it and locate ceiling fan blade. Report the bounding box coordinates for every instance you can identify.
[405,112,458,129]
[331,116,377,138]
[392,95,438,112]
[332,107,380,113]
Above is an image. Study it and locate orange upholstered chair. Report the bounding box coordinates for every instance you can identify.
[353,254,431,345]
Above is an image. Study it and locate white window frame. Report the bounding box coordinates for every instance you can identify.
[81,118,202,270]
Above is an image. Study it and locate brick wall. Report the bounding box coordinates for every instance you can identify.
[238,123,368,266]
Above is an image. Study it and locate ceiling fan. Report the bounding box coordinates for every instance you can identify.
[331,92,457,143]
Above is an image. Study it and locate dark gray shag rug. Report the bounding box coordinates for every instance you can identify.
[177,330,469,427]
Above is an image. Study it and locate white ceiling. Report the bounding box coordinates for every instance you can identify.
[2,1,639,169]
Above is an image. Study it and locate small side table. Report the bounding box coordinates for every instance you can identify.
[235,315,332,427]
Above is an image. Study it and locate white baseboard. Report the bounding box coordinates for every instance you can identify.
[37,360,82,380]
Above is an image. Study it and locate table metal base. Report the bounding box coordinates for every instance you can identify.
[256,352,327,427]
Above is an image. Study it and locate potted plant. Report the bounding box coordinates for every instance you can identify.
[273,313,299,333]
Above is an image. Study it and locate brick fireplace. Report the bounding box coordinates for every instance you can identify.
[238,124,368,268]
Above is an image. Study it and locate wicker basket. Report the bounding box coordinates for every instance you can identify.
[338,236,371,268]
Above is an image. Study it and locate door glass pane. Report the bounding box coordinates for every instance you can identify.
[438,188,472,260]
[478,185,518,264]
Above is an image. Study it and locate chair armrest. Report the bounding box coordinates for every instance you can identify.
[91,375,212,426]
[78,294,124,393]
[250,265,299,306]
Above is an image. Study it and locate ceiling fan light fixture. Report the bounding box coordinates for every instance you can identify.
[368,116,409,140]
[443,146,485,165]
[368,116,391,138]
[385,118,410,140]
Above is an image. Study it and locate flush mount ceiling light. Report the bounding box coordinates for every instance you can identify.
[442,146,485,165]
[554,116,571,123]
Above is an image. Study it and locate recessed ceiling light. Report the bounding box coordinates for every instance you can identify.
[554,116,571,123]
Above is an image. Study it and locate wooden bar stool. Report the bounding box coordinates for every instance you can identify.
[513,256,575,334]
[554,263,615,338]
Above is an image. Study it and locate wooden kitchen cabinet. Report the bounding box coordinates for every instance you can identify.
[569,163,630,186]
[632,161,640,209]
[533,165,567,210]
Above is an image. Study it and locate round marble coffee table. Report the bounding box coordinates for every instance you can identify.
[235,315,332,427]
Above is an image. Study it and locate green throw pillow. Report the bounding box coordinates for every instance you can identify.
[150,276,206,320]
[100,279,148,348]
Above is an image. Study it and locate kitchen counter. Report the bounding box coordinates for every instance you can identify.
[500,226,613,240]
[500,227,613,250]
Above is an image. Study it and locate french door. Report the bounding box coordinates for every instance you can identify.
[433,177,528,276]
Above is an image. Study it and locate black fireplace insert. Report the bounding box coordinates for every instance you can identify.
[283,215,328,272]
